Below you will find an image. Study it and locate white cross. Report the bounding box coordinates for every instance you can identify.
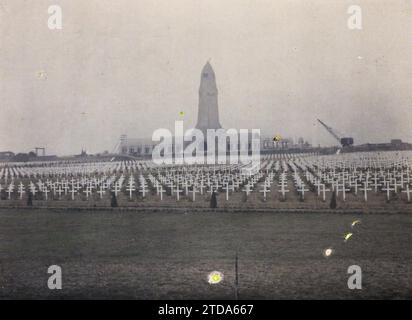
[242,184,252,196]
[320,184,330,202]
[70,187,77,200]
[400,173,405,188]
[18,183,25,199]
[183,180,189,195]
[139,184,148,197]
[112,183,122,197]
[278,182,289,200]
[97,186,105,199]
[392,178,402,193]
[7,185,14,199]
[168,181,174,195]
[43,187,50,201]
[191,186,198,201]
[51,183,57,195]
[338,182,350,201]
[63,184,69,195]
[56,186,64,198]
[259,184,270,200]
[154,180,160,194]
[159,185,165,201]
[175,185,182,201]
[372,175,381,192]
[223,182,231,201]
[381,181,395,201]
[126,183,135,199]
[352,180,361,195]
[402,184,411,202]
[314,180,322,196]
[83,187,92,199]
[297,184,309,201]
[198,181,205,195]
[360,182,372,202]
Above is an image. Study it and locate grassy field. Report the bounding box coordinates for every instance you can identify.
[0,209,411,299]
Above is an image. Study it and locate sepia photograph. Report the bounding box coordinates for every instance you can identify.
[0,0,411,307]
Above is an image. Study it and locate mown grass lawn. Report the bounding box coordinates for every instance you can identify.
[0,209,411,299]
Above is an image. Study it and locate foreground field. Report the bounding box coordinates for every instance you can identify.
[0,209,411,299]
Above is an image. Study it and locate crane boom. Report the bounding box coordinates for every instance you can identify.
[317,119,341,143]
[317,118,354,147]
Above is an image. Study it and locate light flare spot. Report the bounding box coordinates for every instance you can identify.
[351,220,361,228]
[208,271,223,284]
[344,233,353,242]
[323,248,334,257]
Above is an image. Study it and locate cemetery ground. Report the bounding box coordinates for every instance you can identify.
[0,208,411,299]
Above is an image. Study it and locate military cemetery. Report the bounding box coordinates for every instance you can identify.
[1,151,412,212]
[1,1,411,301]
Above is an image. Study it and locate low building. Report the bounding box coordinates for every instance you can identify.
[0,151,15,160]
[119,136,157,157]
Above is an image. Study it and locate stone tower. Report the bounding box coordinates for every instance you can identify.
[196,62,222,135]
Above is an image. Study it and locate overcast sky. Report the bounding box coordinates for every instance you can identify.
[1,0,411,155]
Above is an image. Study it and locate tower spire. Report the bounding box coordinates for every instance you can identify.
[196,62,222,135]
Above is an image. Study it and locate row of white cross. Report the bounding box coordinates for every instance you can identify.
[1,151,412,203]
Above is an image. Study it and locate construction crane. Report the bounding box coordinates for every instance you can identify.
[317,119,354,147]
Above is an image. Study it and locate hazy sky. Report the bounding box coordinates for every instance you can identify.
[1,0,411,155]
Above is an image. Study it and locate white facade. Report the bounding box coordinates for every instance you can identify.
[119,137,156,156]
